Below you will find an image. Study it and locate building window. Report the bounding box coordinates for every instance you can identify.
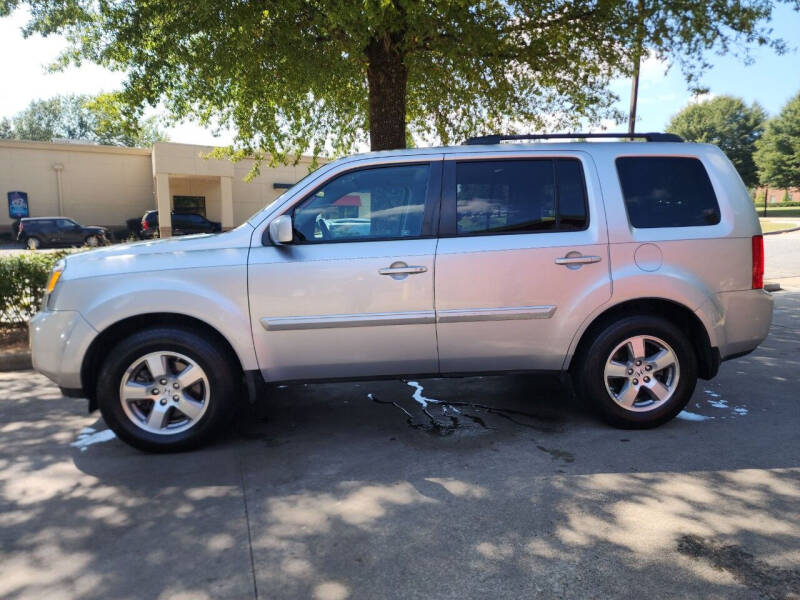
[173,195,206,215]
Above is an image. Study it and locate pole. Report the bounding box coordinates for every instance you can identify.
[627,0,645,140]
[628,55,641,140]
[764,187,768,217]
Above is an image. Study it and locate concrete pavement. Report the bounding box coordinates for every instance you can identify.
[1,292,799,599]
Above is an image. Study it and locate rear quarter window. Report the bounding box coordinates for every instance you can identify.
[615,156,720,228]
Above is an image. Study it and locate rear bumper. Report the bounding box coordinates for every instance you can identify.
[29,310,97,390]
[697,289,773,361]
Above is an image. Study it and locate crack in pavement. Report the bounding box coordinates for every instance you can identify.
[368,391,563,436]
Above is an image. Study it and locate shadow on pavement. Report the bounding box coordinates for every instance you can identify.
[0,293,798,599]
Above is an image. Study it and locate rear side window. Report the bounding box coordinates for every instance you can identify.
[455,158,587,235]
[616,157,720,228]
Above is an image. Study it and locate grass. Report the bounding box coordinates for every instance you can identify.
[760,219,800,233]
[754,205,800,218]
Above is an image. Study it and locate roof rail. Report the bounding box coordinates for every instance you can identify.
[463,132,684,145]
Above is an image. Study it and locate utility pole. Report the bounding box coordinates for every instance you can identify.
[628,55,641,139]
[628,0,645,139]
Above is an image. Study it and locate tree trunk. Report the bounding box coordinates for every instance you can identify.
[365,38,408,151]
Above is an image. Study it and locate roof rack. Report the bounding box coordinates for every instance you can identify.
[463,132,684,145]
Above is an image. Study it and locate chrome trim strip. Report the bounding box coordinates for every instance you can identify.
[437,305,556,323]
[261,310,436,331]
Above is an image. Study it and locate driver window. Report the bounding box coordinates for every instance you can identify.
[291,163,430,242]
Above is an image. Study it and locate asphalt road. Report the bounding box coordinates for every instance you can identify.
[1,292,799,599]
[765,229,800,282]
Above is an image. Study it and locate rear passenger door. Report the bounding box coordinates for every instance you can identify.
[435,152,611,373]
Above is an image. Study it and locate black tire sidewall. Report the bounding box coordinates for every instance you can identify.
[577,316,698,429]
[97,327,237,452]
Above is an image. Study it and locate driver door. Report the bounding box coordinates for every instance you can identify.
[248,158,443,382]
[56,219,83,245]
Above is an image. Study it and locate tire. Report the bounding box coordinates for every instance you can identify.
[96,327,239,452]
[84,235,100,247]
[25,236,41,250]
[573,315,697,429]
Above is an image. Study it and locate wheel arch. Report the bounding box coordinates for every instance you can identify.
[566,297,719,380]
[81,313,244,411]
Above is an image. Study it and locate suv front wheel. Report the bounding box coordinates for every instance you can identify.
[96,327,238,451]
[574,315,697,428]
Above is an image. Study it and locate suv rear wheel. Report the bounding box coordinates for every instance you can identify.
[574,315,697,428]
[96,327,238,451]
[25,236,40,250]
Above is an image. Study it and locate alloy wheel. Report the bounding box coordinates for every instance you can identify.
[603,335,680,412]
[118,351,210,435]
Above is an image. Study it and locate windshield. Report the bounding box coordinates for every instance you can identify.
[246,160,338,226]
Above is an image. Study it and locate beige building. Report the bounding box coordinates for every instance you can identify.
[0,139,322,237]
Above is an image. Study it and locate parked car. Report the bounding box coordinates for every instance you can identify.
[140,210,222,239]
[30,132,773,452]
[17,217,109,250]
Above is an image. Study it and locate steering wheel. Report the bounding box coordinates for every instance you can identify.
[316,215,332,240]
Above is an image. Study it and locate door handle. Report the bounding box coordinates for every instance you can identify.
[555,254,601,266]
[379,265,427,276]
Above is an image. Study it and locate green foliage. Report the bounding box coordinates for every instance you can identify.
[666,95,766,188]
[1,0,796,160]
[1,93,167,147]
[0,251,70,324]
[755,92,800,189]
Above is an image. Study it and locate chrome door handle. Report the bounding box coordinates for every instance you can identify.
[379,265,427,276]
[555,255,601,266]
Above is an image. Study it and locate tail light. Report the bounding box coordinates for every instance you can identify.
[141,218,149,230]
[752,235,764,289]
[18,222,23,232]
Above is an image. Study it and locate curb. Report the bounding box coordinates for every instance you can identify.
[764,282,782,292]
[0,352,32,372]
[763,225,800,236]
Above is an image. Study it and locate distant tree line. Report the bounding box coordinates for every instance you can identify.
[0,93,167,148]
[667,92,800,192]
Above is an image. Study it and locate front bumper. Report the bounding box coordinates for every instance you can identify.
[29,310,97,390]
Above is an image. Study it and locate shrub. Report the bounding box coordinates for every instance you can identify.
[0,251,73,324]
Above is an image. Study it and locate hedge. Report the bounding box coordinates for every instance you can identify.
[0,251,73,325]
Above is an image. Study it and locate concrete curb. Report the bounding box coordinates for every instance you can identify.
[0,352,32,372]
[763,225,800,236]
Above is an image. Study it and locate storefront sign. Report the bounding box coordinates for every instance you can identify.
[8,191,29,219]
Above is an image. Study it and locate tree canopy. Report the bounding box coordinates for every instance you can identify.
[0,93,167,147]
[666,95,767,188]
[2,0,797,162]
[755,92,800,189]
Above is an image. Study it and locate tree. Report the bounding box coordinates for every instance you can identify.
[666,96,766,188]
[1,93,167,147]
[2,0,796,162]
[0,117,12,139]
[755,92,800,189]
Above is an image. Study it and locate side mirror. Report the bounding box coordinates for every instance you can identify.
[269,215,294,245]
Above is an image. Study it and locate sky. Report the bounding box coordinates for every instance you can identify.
[0,4,799,147]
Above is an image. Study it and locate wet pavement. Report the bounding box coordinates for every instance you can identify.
[1,292,799,599]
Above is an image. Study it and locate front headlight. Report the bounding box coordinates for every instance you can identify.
[43,259,66,310]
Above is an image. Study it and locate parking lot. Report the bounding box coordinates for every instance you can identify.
[1,286,799,599]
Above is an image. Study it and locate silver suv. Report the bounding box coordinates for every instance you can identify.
[30,133,773,451]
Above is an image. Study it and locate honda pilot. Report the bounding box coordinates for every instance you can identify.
[30,133,773,451]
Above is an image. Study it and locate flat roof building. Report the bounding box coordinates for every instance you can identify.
[0,139,321,237]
